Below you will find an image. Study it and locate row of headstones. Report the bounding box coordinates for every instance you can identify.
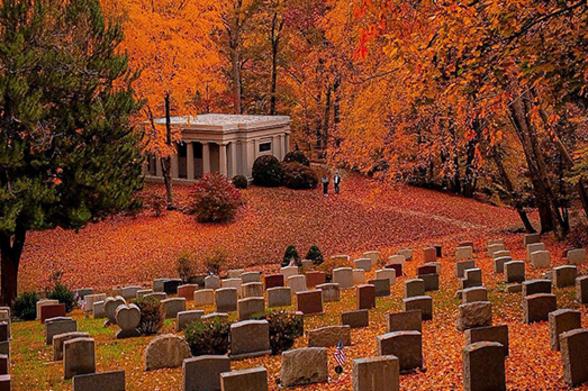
[0,307,10,389]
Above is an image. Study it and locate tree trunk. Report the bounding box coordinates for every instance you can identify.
[321,84,332,150]
[0,229,26,306]
[463,119,481,198]
[162,93,174,210]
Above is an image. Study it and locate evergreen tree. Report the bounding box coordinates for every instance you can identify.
[0,0,143,305]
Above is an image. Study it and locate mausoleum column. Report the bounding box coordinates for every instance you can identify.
[284,134,290,154]
[202,142,211,175]
[186,142,194,180]
[219,143,228,177]
[229,142,238,177]
[171,148,179,179]
[273,135,282,160]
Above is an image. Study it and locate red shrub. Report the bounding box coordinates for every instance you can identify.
[191,173,242,223]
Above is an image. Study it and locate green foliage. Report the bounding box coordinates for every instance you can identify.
[13,292,38,321]
[136,296,164,335]
[252,155,283,187]
[47,283,75,313]
[184,318,230,356]
[191,173,242,223]
[282,245,300,267]
[232,175,249,189]
[305,245,324,265]
[252,310,303,354]
[281,162,319,189]
[283,150,310,166]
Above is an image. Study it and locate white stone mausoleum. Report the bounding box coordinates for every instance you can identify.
[145,114,291,181]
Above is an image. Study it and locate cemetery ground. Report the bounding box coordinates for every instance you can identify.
[10,174,588,390]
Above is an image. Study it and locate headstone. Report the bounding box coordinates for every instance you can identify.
[267,287,291,308]
[220,367,268,391]
[560,328,588,387]
[423,247,436,263]
[53,332,90,361]
[530,250,551,268]
[264,274,284,289]
[72,370,125,391]
[194,289,215,306]
[287,275,307,294]
[63,337,95,379]
[493,250,510,259]
[377,331,423,372]
[456,246,474,261]
[83,293,106,312]
[333,267,354,289]
[388,310,422,333]
[202,312,229,321]
[176,310,204,332]
[417,264,437,276]
[403,296,432,321]
[549,309,581,351]
[215,288,238,313]
[384,263,403,278]
[374,269,396,285]
[388,254,405,266]
[463,342,505,391]
[505,261,525,283]
[487,243,506,258]
[316,283,340,302]
[356,284,376,310]
[458,301,492,331]
[143,292,166,301]
[421,273,440,292]
[493,256,511,274]
[237,297,264,321]
[115,304,141,338]
[221,278,242,292]
[0,325,6,344]
[227,269,244,278]
[331,254,350,263]
[342,310,369,329]
[465,325,509,356]
[368,279,390,297]
[305,271,326,288]
[522,279,551,296]
[526,243,546,260]
[241,271,262,284]
[280,266,299,281]
[176,284,197,301]
[144,334,191,371]
[45,317,77,345]
[308,325,351,347]
[352,355,400,391]
[354,258,372,272]
[36,299,59,320]
[205,275,221,290]
[523,233,541,247]
[363,251,380,265]
[241,282,264,298]
[554,265,577,288]
[397,248,413,261]
[456,260,476,278]
[230,320,271,359]
[120,286,142,300]
[279,347,328,387]
[40,303,66,324]
[163,279,183,294]
[462,287,488,304]
[136,289,153,299]
[577,276,588,304]
[161,298,186,319]
[567,248,587,265]
[300,259,313,271]
[104,296,126,324]
[0,355,6,376]
[182,355,230,391]
[524,293,557,323]
[353,269,366,285]
[153,278,169,292]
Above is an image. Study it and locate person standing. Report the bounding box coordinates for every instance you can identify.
[321,174,329,197]
[334,170,342,194]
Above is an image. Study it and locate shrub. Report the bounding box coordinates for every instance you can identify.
[191,173,242,223]
[47,283,75,313]
[283,150,310,166]
[305,245,324,265]
[176,252,194,282]
[205,249,227,275]
[136,296,164,335]
[232,175,248,189]
[252,155,283,187]
[253,311,303,354]
[13,292,38,320]
[282,245,300,267]
[185,318,230,356]
[281,162,318,190]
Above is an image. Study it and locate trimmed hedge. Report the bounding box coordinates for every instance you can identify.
[252,155,283,187]
[283,150,310,166]
[281,162,318,189]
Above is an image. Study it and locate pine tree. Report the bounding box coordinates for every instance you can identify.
[0,0,143,305]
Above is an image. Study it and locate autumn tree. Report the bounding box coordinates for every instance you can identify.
[0,0,143,305]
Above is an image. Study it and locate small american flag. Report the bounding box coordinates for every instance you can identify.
[334,339,346,367]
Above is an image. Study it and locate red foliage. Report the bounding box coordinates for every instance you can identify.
[191,173,242,223]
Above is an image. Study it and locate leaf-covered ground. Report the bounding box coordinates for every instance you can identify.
[12,174,588,390]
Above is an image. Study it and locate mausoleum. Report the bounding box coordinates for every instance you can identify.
[145,114,291,181]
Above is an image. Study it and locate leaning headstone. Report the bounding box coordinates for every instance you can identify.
[462,287,488,304]
[280,347,328,387]
[549,309,581,351]
[220,367,268,391]
[522,279,551,296]
[333,267,354,289]
[115,303,141,338]
[524,293,557,323]
[465,325,509,356]
[463,341,506,391]
[388,310,422,333]
[316,283,340,302]
[104,296,126,324]
[287,275,307,294]
[577,276,588,304]
[567,248,587,265]
[352,355,400,391]
[458,301,492,331]
[267,287,291,307]
[308,325,351,347]
[215,288,238,313]
[176,310,204,332]
[53,332,90,361]
[144,334,191,371]
[45,317,77,345]
[356,284,375,310]
[237,297,264,321]
[377,331,423,372]
[182,355,230,391]
[161,298,186,319]
[36,299,59,321]
[369,279,390,297]
[342,310,369,329]
[72,370,125,391]
[63,337,95,379]
[230,320,271,359]
[560,328,588,387]
[505,261,525,283]
[403,296,432,321]
[554,265,577,288]
[194,289,215,306]
[204,275,221,290]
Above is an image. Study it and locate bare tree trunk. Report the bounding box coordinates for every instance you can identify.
[269,8,284,115]
[162,93,174,210]
[321,84,332,151]
[0,229,26,306]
